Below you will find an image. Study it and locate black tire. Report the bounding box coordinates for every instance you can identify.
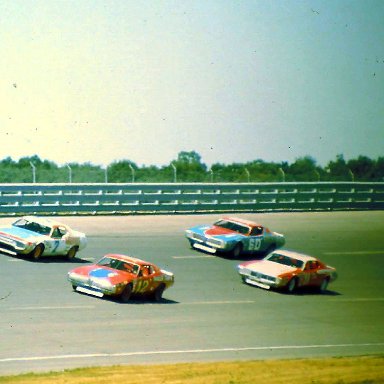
[120,284,132,303]
[153,284,165,302]
[319,277,329,293]
[31,244,44,261]
[72,284,77,291]
[67,246,78,260]
[232,243,243,259]
[287,277,298,293]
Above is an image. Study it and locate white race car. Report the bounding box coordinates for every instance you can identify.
[238,249,337,293]
[0,216,87,260]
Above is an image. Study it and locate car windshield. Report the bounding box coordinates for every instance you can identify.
[13,218,51,236]
[214,219,250,235]
[97,257,140,275]
[267,253,304,269]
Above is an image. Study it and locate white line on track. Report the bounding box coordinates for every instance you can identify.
[4,305,95,311]
[323,251,384,255]
[1,343,383,363]
[182,300,255,305]
[329,298,384,302]
[172,255,215,259]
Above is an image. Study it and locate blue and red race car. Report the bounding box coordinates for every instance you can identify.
[185,216,285,258]
[68,254,174,302]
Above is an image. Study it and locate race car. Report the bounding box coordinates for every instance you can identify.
[237,249,338,293]
[185,216,285,258]
[0,215,87,260]
[68,254,175,302]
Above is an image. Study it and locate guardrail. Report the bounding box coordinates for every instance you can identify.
[0,182,383,215]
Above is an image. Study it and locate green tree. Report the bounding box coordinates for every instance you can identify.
[287,156,321,181]
[326,154,352,181]
[348,156,375,181]
[172,151,207,182]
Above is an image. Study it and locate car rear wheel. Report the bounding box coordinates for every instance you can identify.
[287,277,298,293]
[67,246,78,260]
[232,243,243,259]
[120,284,133,303]
[153,284,165,302]
[31,244,44,261]
[319,277,329,293]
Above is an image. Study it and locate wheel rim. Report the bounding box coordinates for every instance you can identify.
[121,285,132,303]
[288,278,296,293]
[233,244,242,258]
[67,247,77,259]
[33,245,43,260]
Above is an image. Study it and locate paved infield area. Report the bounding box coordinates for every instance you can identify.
[0,211,383,375]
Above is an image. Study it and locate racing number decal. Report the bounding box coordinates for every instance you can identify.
[248,238,262,251]
[52,240,60,253]
[134,279,150,293]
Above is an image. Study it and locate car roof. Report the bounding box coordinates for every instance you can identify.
[271,249,317,262]
[103,253,152,266]
[221,216,262,228]
[21,215,65,227]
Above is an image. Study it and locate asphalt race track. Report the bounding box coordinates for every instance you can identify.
[0,211,383,375]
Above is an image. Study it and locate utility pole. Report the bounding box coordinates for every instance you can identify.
[30,162,36,183]
[171,163,177,183]
[129,164,135,183]
[66,164,72,183]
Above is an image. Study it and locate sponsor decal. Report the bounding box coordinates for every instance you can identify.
[89,268,118,279]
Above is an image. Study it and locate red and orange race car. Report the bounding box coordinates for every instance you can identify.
[68,254,174,302]
[238,249,337,293]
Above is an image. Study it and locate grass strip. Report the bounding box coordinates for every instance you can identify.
[0,355,383,384]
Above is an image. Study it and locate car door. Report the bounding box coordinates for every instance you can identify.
[46,226,68,255]
[247,226,264,252]
[133,265,154,294]
[302,261,323,286]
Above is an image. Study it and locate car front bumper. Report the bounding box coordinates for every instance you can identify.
[0,236,33,256]
[238,267,284,290]
[186,231,232,253]
[68,274,124,298]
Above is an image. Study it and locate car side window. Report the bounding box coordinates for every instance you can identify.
[251,226,263,236]
[305,261,319,270]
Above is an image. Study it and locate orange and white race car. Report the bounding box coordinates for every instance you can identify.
[68,254,174,302]
[238,249,337,293]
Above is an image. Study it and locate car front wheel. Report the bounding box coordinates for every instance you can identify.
[232,243,243,259]
[120,284,133,303]
[31,244,44,261]
[287,277,298,293]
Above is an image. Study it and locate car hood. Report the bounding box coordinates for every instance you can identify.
[70,265,135,284]
[189,225,243,239]
[0,226,43,241]
[242,260,299,277]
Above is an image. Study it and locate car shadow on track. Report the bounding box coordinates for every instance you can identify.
[72,290,179,305]
[0,252,90,264]
[273,286,341,296]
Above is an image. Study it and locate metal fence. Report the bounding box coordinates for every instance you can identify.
[0,182,383,216]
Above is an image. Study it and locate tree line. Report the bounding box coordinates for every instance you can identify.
[0,152,383,183]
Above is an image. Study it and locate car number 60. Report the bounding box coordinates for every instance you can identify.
[249,238,262,251]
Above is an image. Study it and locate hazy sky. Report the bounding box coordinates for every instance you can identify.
[1,0,383,167]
